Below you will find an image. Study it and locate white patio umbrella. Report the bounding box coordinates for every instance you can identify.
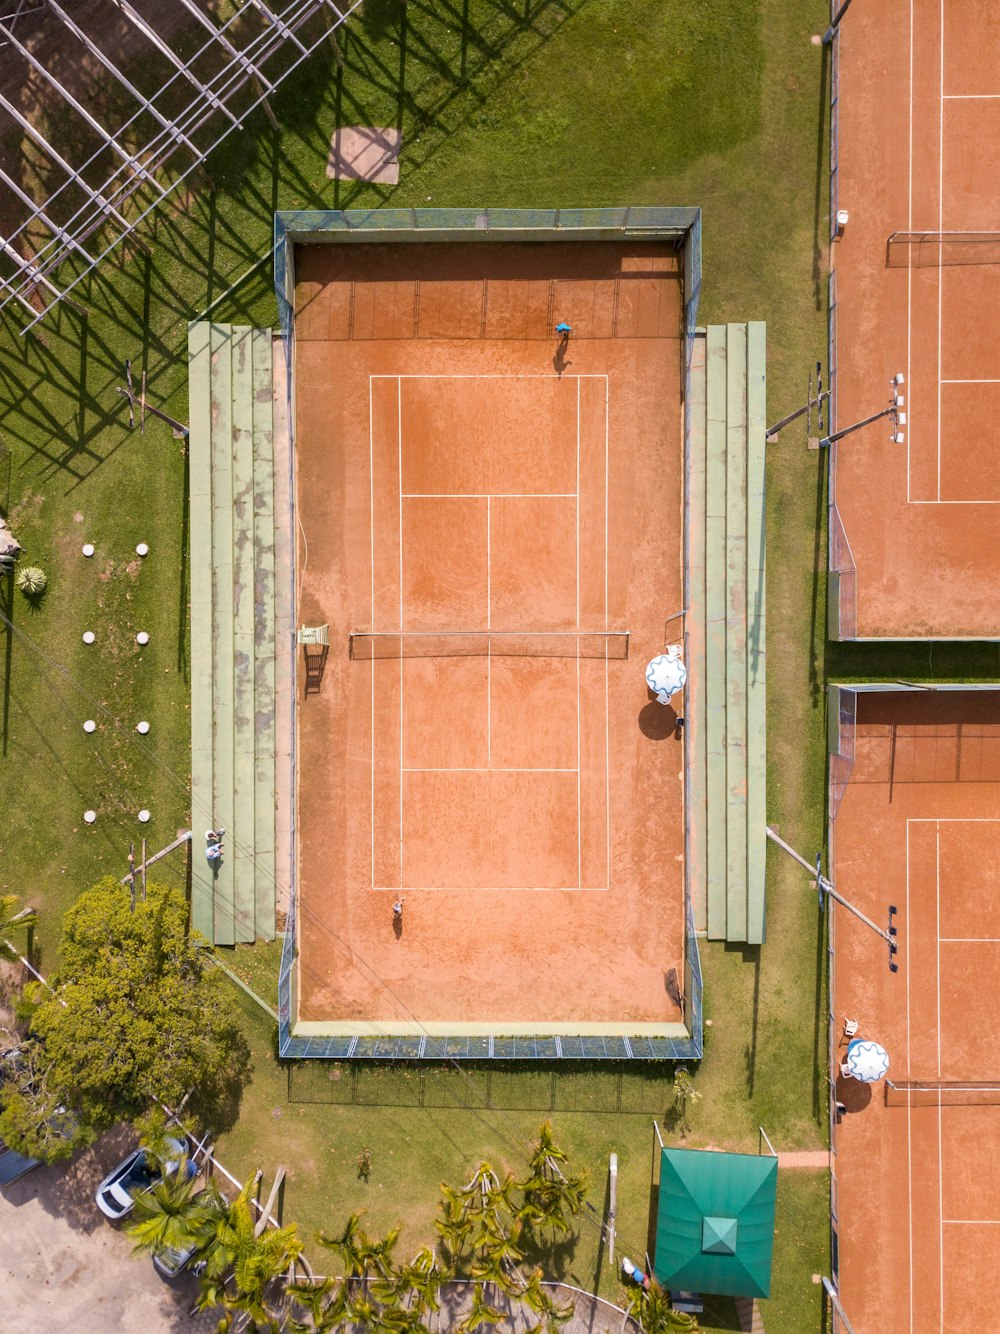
[645,645,687,705]
[845,1038,890,1083]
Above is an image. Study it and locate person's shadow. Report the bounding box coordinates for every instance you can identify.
[392,914,403,940]
[553,341,571,376]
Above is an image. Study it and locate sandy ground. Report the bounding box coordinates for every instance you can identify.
[0,1126,216,1333]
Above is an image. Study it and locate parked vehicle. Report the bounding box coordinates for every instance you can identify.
[151,1238,204,1280]
[94,1137,193,1221]
[0,1138,42,1187]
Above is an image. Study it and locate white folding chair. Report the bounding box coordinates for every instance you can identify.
[843,1017,859,1039]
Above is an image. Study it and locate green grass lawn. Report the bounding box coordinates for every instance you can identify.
[0,1,838,1326]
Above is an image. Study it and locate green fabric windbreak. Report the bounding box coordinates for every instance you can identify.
[653,1147,777,1298]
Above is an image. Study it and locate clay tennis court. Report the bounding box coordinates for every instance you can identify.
[831,0,1000,637]
[290,239,686,1034]
[831,690,1000,1332]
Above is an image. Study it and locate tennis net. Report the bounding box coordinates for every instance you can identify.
[885,1079,1000,1107]
[886,231,1000,268]
[349,630,631,661]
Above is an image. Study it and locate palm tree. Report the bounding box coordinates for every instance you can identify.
[0,893,36,967]
[403,1246,447,1318]
[285,1275,351,1333]
[628,1279,700,1333]
[436,1184,474,1264]
[318,1209,369,1291]
[194,1178,303,1330]
[518,1122,587,1240]
[125,1161,213,1259]
[459,1283,506,1333]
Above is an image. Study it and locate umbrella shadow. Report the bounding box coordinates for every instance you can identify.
[835,1073,873,1113]
[639,698,681,740]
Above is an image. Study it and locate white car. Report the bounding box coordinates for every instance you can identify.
[94,1137,192,1221]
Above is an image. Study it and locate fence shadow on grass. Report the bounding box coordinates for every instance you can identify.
[0,568,12,758]
[286,1060,675,1117]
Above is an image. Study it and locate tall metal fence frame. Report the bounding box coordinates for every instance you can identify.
[0,0,363,333]
[274,207,704,1062]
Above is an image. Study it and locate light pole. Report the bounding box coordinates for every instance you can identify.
[823,0,857,45]
[819,374,905,448]
[765,826,899,970]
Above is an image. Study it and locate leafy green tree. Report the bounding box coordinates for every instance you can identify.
[19,878,249,1135]
[0,1039,90,1162]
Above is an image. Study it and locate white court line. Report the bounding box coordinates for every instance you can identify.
[402,767,578,773]
[936,818,943,1329]
[604,376,611,889]
[398,376,404,891]
[906,809,914,1334]
[372,885,609,892]
[577,377,581,889]
[943,1218,1000,1223]
[940,379,1000,384]
[942,94,1000,99]
[373,371,611,893]
[370,378,375,891]
[937,0,944,504]
[907,0,914,510]
[940,937,1000,943]
[490,496,493,773]
[401,493,577,498]
[370,373,607,380]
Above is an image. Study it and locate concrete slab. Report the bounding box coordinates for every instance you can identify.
[326,125,401,183]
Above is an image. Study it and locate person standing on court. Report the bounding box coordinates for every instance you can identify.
[555,321,573,339]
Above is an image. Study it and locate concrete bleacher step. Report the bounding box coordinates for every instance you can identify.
[688,322,767,946]
[188,321,277,946]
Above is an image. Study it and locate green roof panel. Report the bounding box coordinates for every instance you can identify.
[654,1147,777,1299]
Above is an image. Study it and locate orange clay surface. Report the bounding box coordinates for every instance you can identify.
[832,691,1000,1333]
[291,240,686,1030]
[831,0,1000,637]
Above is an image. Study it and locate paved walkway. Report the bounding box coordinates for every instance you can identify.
[776,1149,831,1169]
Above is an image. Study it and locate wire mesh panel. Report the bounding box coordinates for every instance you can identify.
[829,489,857,640]
[829,687,857,822]
[829,23,840,242]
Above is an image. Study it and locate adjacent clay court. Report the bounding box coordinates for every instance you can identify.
[832,690,1000,1332]
[290,239,686,1035]
[830,0,1000,637]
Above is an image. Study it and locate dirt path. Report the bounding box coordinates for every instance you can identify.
[0,1127,215,1333]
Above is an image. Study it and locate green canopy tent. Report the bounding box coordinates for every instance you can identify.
[652,1147,777,1299]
